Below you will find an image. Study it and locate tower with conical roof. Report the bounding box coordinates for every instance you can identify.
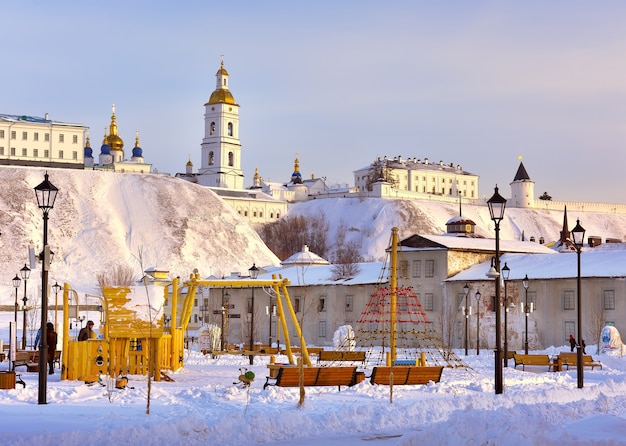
[106,104,124,163]
[198,58,244,189]
[510,157,535,208]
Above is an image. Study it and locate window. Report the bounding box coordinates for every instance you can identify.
[457,293,465,310]
[22,131,27,140]
[294,297,301,313]
[345,295,353,312]
[11,131,16,139]
[210,122,215,135]
[425,260,435,277]
[44,133,49,142]
[412,260,421,278]
[318,321,327,338]
[44,149,49,158]
[208,151,214,165]
[34,132,38,141]
[73,135,78,144]
[228,151,234,166]
[398,295,408,312]
[59,150,64,159]
[22,148,27,156]
[318,297,326,312]
[73,151,78,160]
[563,290,575,310]
[0,147,3,155]
[10,147,15,156]
[423,293,434,311]
[33,149,38,158]
[604,290,616,310]
[0,130,4,138]
[564,321,576,343]
[59,134,64,143]
[399,260,408,278]
[194,298,198,307]
[528,291,537,311]
[227,122,233,136]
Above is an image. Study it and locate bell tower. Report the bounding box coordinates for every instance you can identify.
[198,57,244,189]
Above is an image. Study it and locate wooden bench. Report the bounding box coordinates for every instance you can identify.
[13,350,38,372]
[263,365,357,390]
[281,347,325,357]
[513,354,556,371]
[556,352,602,371]
[370,366,444,385]
[318,350,367,363]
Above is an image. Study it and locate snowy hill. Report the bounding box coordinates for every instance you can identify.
[0,166,280,297]
[288,196,626,262]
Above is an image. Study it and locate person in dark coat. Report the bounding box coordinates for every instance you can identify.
[569,334,576,352]
[582,339,587,354]
[46,322,57,375]
[78,320,94,341]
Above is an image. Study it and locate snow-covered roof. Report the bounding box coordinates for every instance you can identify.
[401,234,555,254]
[449,247,626,282]
[281,245,330,266]
[262,261,386,286]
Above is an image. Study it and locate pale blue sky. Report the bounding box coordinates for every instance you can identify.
[4,1,626,203]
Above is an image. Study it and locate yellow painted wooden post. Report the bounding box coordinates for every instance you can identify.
[280,283,312,366]
[61,283,70,380]
[170,277,180,371]
[272,279,294,364]
[390,227,398,364]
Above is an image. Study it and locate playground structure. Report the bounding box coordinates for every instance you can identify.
[60,227,461,383]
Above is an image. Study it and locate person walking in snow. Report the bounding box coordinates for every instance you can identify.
[47,322,57,374]
[569,334,576,352]
[581,339,587,354]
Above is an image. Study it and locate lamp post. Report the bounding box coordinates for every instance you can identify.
[248,263,259,365]
[502,262,510,367]
[52,282,61,332]
[523,274,530,354]
[34,171,59,405]
[571,218,586,389]
[463,283,470,356]
[475,290,482,355]
[12,274,21,326]
[222,291,230,351]
[20,264,30,350]
[487,185,507,395]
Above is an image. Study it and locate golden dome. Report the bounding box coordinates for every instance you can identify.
[205,89,236,105]
[107,104,124,152]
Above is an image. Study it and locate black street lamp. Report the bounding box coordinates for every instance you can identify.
[571,218,586,389]
[487,185,507,395]
[52,282,62,332]
[475,290,482,355]
[12,274,21,327]
[502,262,510,367]
[34,171,59,405]
[20,264,30,350]
[463,283,470,356]
[523,274,530,354]
[221,291,230,351]
[248,263,259,365]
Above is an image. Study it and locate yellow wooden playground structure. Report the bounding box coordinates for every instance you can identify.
[60,273,311,383]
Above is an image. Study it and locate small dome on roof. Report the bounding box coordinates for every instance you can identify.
[206,89,236,105]
[100,143,111,155]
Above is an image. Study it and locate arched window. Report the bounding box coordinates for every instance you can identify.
[228,122,233,136]
[210,122,215,135]
[228,152,234,166]
[208,151,214,165]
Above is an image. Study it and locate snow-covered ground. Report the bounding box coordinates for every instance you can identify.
[2,334,626,445]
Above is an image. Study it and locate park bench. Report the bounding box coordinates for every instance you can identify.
[317,350,367,363]
[512,354,556,371]
[263,365,358,390]
[556,352,602,371]
[13,350,39,372]
[369,366,444,385]
[280,347,325,357]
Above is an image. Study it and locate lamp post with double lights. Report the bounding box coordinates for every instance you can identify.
[487,185,507,395]
[571,218,586,389]
[20,264,30,350]
[248,263,259,365]
[463,283,470,356]
[502,262,510,367]
[522,274,530,354]
[34,171,59,405]
[475,290,482,355]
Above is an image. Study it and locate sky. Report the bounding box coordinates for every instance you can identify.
[3,313,626,445]
[4,2,626,203]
